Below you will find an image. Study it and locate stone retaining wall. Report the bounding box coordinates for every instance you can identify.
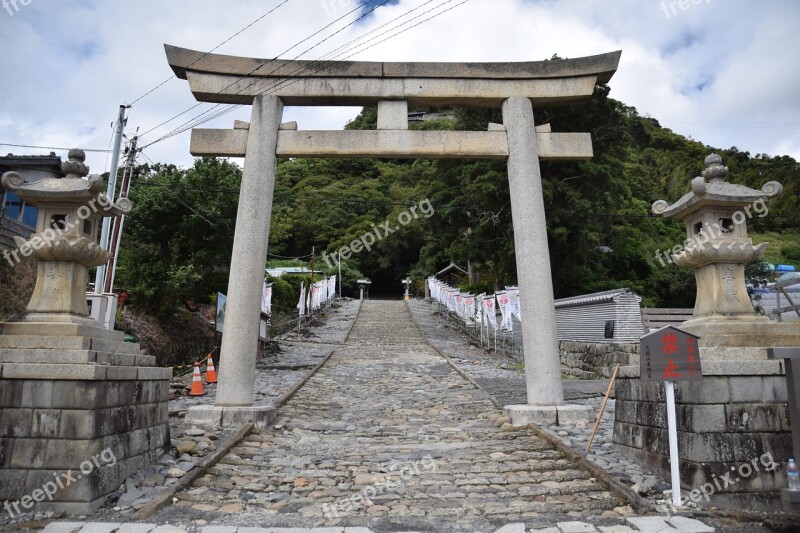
[560,341,638,378]
[0,377,170,514]
[613,360,791,509]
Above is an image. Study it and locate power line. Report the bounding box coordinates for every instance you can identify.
[0,142,119,153]
[139,0,381,142]
[141,0,396,147]
[657,118,800,130]
[142,0,468,148]
[268,251,313,260]
[170,0,466,142]
[127,0,294,106]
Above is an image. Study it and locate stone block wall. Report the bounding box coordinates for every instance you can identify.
[560,341,638,378]
[613,360,791,509]
[0,377,169,514]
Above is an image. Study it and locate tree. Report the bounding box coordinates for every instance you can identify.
[117,158,241,318]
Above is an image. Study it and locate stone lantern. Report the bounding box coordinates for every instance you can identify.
[402,277,412,300]
[1,149,130,323]
[652,153,782,328]
[651,152,800,361]
[0,149,170,514]
[357,279,371,301]
[610,154,800,509]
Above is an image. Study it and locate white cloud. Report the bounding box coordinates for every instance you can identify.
[0,0,797,174]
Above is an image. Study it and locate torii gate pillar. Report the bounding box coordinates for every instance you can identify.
[187,95,283,428]
[504,97,564,406]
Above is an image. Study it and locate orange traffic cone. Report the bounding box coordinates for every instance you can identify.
[205,354,217,384]
[189,362,206,396]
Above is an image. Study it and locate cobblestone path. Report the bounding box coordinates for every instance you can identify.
[157,300,623,532]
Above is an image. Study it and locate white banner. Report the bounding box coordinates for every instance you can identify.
[261,280,272,315]
[497,290,513,331]
[483,294,498,331]
[297,283,307,317]
[506,286,521,321]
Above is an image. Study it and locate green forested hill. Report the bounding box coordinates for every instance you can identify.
[117,86,800,316]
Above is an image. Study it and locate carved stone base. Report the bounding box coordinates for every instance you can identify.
[503,404,593,426]
[185,405,276,429]
[27,261,92,316]
[690,262,758,319]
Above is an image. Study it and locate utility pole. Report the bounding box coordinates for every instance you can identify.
[338,250,342,298]
[95,105,128,294]
[103,135,138,293]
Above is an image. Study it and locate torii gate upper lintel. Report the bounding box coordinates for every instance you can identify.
[165,44,621,428]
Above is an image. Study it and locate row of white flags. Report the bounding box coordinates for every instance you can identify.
[427,277,521,332]
[297,276,337,317]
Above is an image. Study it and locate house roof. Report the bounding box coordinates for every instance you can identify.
[554,288,641,308]
[0,152,64,177]
[436,261,468,278]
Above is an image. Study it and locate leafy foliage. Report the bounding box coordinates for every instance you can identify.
[117,88,799,318]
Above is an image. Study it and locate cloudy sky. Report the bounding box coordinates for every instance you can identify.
[0,0,798,175]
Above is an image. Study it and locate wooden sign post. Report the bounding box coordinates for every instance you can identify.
[640,325,703,507]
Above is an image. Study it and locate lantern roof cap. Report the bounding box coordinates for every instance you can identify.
[652,153,782,219]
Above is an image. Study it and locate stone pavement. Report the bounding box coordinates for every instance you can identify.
[405,301,669,507]
[37,514,721,533]
[35,301,754,532]
[144,300,624,531]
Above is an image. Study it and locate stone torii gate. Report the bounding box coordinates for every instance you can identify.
[164,45,621,427]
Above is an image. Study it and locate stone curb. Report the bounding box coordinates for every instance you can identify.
[130,422,254,521]
[527,423,653,514]
[341,299,363,343]
[405,300,502,409]
[275,300,362,408]
[275,351,336,409]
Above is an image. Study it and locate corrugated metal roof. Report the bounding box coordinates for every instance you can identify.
[555,288,641,309]
[265,267,318,277]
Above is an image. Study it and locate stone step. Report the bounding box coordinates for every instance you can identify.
[0,348,154,367]
[0,335,142,355]
[0,321,126,341]
[1,362,172,380]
